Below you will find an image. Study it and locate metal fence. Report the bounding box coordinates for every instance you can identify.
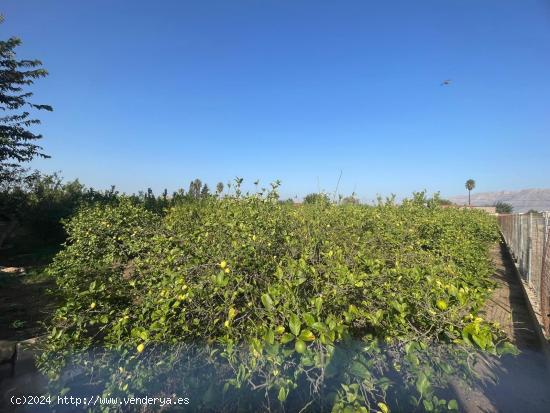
[498,212,550,336]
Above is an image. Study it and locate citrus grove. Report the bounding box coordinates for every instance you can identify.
[38,183,516,412]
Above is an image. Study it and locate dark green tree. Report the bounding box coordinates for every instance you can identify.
[428,192,453,206]
[216,182,224,194]
[303,193,330,205]
[495,201,513,214]
[465,179,476,206]
[188,179,202,198]
[1,16,52,183]
[200,183,210,198]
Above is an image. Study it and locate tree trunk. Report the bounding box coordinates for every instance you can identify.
[468,190,471,206]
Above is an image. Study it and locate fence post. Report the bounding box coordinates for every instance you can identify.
[541,213,550,335]
[527,212,533,284]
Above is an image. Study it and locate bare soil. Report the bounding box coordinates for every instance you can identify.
[0,245,59,341]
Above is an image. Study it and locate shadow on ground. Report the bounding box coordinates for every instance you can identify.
[0,246,59,341]
[462,241,550,413]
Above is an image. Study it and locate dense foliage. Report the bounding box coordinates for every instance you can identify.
[304,193,331,205]
[39,186,514,412]
[0,16,52,184]
[494,202,513,214]
[0,172,225,246]
[0,173,121,245]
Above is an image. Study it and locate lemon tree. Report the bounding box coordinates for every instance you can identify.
[39,185,515,412]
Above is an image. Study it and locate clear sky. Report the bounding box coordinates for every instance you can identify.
[2,0,550,201]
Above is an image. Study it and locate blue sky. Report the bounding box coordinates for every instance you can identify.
[2,0,550,201]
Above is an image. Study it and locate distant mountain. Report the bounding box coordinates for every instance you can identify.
[447,189,550,213]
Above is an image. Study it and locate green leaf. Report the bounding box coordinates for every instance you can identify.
[496,341,519,356]
[314,297,323,313]
[350,360,371,380]
[423,399,434,412]
[447,399,459,410]
[264,329,275,345]
[471,329,492,350]
[261,293,274,311]
[215,271,226,286]
[415,373,430,396]
[251,338,263,354]
[280,333,295,344]
[303,312,315,326]
[311,321,326,332]
[278,387,287,402]
[289,314,301,336]
[266,342,280,356]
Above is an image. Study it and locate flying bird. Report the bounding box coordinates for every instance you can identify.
[440,79,452,86]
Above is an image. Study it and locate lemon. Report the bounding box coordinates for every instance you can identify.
[275,326,285,335]
[220,260,227,269]
[295,339,306,353]
[90,302,96,309]
[436,300,448,311]
[137,343,145,353]
[378,402,389,413]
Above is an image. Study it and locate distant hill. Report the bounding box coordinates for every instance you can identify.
[447,189,550,213]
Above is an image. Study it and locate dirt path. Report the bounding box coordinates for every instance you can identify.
[0,267,57,342]
[0,249,58,412]
[454,240,550,412]
[0,244,60,341]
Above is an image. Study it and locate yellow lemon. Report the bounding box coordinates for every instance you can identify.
[90,302,96,309]
[220,261,227,269]
[378,402,389,413]
[295,340,306,353]
[436,300,448,311]
[137,343,145,353]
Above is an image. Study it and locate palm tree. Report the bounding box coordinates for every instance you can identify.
[465,179,476,206]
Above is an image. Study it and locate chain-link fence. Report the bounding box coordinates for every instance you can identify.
[498,212,550,336]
